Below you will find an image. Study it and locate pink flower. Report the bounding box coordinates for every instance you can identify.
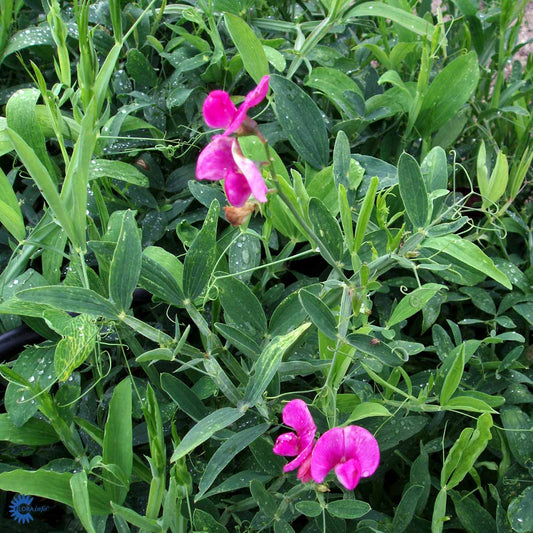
[203,76,270,136]
[273,399,316,482]
[310,426,380,490]
[196,135,267,207]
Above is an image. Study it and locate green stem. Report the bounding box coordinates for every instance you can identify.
[39,393,89,468]
[261,140,351,284]
[322,284,353,427]
[287,0,343,79]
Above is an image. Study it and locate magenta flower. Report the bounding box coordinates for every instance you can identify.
[310,426,380,490]
[197,76,270,206]
[273,399,316,482]
[203,76,270,136]
[196,135,267,207]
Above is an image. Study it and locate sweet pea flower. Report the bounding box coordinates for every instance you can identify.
[203,75,270,136]
[273,399,316,482]
[310,426,380,490]
[196,135,267,207]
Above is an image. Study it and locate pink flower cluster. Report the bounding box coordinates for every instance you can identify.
[196,76,270,207]
[273,400,380,490]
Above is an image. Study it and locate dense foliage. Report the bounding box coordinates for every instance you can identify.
[0,0,531,531]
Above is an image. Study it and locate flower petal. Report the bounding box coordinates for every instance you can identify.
[310,427,345,483]
[196,136,236,181]
[232,141,268,203]
[203,90,237,129]
[343,426,380,478]
[283,437,314,472]
[243,75,270,107]
[297,455,313,483]
[224,169,251,207]
[273,432,300,457]
[281,399,316,436]
[225,76,270,135]
[334,458,361,490]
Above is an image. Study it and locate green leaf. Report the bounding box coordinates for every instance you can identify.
[339,184,354,251]
[6,88,56,181]
[203,471,272,500]
[250,479,278,518]
[224,14,269,83]
[103,378,132,505]
[410,449,431,515]
[54,314,98,381]
[0,167,25,241]
[348,334,405,367]
[422,235,511,289]
[417,52,479,135]
[326,499,371,519]
[216,276,267,338]
[183,199,219,300]
[388,283,447,327]
[17,286,119,319]
[0,469,110,515]
[508,486,533,533]
[70,471,97,533]
[444,396,496,413]
[89,159,149,187]
[431,488,448,533]
[308,197,344,262]
[109,211,141,312]
[0,414,58,445]
[139,253,185,308]
[125,48,158,89]
[197,423,269,501]
[392,484,425,533]
[5,345,56,426]
[398,153,429,229]
[299,290,338,340]
[484,150,508,208]
[270,290,313,337]
[170,408,244,462]
[228,232,261,283]
[136,347,174,363]
[2,25,54,58]
[270,74,329,169]
[111,502,162,532]
[354,175,379,252]
[450,491,496,533]
[346,2,435,37]
[193,508,228,533]
[306,68,364,118]
[421,146,448,217]
[440,344,465,404]
[244,323,310,406]
[443,413,493,490]
[161,373,208,422]
[6,127,77,246]
[215,323,261,359]
[296,501,323,517]
[347,402,392,423]
[500,406,533,467]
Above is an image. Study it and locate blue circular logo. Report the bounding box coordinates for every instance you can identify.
[9,494,34,524]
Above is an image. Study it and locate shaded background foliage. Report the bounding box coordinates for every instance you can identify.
[0,0,531,532]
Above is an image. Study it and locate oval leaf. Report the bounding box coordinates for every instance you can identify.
[270,74,329,169]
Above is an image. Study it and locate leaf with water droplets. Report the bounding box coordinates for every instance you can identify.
[5,345,56,427]
[508,486,533,533]
[270,74,329,169]
[388,283,447,328]
[54,314,98,382]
